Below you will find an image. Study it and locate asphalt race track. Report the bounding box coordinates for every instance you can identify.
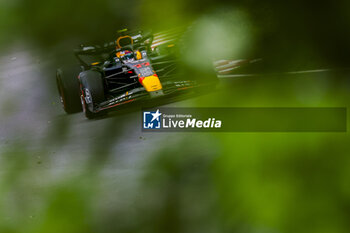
[1,44,349,215]
[0,46,180,150]
[0,45,347,163]
[0,46,220,188]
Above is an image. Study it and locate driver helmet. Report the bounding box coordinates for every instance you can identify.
[116,50,133,60]
[116,34,134,60]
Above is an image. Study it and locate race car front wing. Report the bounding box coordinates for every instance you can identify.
[95,80,197,112]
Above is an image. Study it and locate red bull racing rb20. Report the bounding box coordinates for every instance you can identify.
[56,29,216,119]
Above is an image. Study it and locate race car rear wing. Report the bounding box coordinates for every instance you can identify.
[74,31,154,68]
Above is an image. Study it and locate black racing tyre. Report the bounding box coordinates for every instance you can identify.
[79,70,106,119]
[56,67,82,114]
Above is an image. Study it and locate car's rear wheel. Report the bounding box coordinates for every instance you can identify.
[56,67,82,114]
[79,70,106,119]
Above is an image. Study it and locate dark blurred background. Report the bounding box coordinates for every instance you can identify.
[1,0,350,233]
[2,0,350,66]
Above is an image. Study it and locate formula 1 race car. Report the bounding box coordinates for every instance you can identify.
[56,29,208,119]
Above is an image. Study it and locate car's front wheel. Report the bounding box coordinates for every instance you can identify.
[56,67,82,114]
[79,70,106,119]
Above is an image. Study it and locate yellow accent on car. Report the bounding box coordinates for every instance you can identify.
[116,51,123,58]
[142,75,162,92]
[91,62,100,66]
[118,28,128,33]
[135,50,142,60]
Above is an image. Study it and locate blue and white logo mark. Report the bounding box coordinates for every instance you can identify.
[143,109,162,129]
